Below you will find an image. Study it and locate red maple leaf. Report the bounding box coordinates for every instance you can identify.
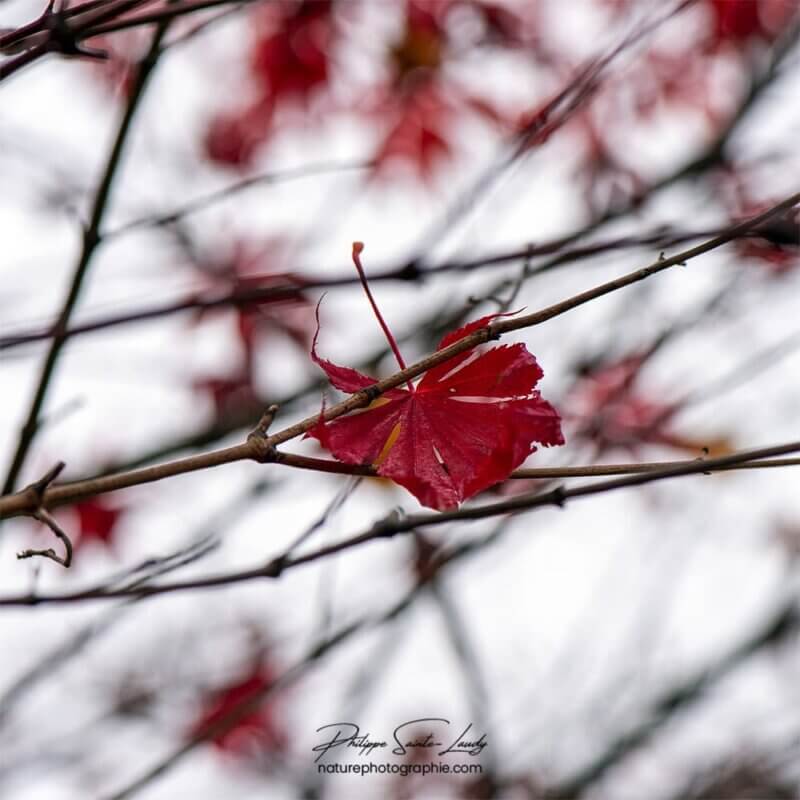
[188,663,285,756]
[307,243,564,510]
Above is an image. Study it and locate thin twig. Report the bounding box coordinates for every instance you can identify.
[17,509,73,567]
[83,0,260,36]
[0,0,154,80]
[0,0,251,81]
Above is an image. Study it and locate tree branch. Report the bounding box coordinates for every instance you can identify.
[3,438,800,606]
[2,7,174,496]
[0,193,798,523]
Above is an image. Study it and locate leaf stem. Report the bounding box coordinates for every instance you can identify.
[351,242,415,392]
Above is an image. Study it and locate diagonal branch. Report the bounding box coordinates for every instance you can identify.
[2,10,174,497]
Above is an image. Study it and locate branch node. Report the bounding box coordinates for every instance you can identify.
[372,508,404,538]
[247,435,278,464]
[551,485,567,508]
[362,385,382,404]
[252,404,279,437]
[262,556,285,579]
[19,460,65,511]
[15,462,73,568]
[44,3,108,60]
[247,406,281,463]
[397,260,421,282]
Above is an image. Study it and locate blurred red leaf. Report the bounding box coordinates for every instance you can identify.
[366,0,519,181]
[308,244,563,510]
[72,499,125,550]
[84,30,149,99]
[738,214,800,274]
[372,87,455,181]
[706,0,789,47]
[190,239,313,374]
[719,172,800,275]
[203,102,273,168]
[193,374,260,423]
[462,0,533,48]
[567,354,732,457]
[568,354,679,452]
[203,1,337,168]
[250,0,335,103]
[189,664,285,756]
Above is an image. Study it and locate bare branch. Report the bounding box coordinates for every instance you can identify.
[2,438,800,606]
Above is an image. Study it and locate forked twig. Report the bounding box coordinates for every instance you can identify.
[15,462,74,568]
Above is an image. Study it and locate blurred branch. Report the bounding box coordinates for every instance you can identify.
[2,12,175,496]
[86,562,800,800]
[546,599,799,798]
[0,225,724,352]
[103,617,366,800]
[0,478,269,724]
[0,0,258,80]
[429,579,498,786]
[84,0,258,36]
[405,0,696,267]
[0,0,153,79]
[102,158,371,239]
